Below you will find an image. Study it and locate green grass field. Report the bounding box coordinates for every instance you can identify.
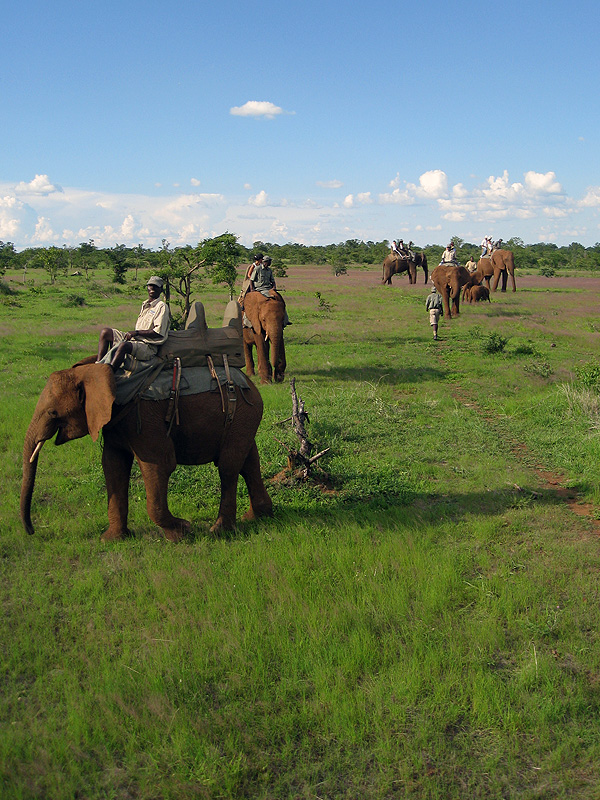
[2,265,600,799]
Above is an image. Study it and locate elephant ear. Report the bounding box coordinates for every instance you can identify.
[76,364,116,441]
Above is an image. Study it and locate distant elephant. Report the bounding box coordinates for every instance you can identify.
[431,264,475,318]
[467,285,491,303]
[241,290,287,384]
[476,249,517,292]
[21,362,273,542]
[382,253,417,285]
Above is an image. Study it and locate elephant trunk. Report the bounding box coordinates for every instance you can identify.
[21,424,44,535]
[20,414,55,535]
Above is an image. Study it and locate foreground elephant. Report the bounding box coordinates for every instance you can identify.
[476,249,517,292]
[431,264,476,318]
[241,290,287,384]
[21,362,273,541]
[382,253,417,285]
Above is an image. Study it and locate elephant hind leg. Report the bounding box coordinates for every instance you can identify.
[240,442,273,522]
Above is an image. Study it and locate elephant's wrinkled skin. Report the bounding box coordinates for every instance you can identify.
[21,362,273,541]
[476,249,517,292]
[241,291,287,384]
[431,264,477,318]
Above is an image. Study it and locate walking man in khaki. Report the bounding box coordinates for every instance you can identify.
[425,285,444,340]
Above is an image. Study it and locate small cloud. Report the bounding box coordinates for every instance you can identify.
[15,174,62,195]
[343,194,354,208]
[244,183,252,190]
[230,101,293,119]
[524,171,562,195]
[414,170,448,198]
[249,190,269,207]
[190,178,201,187]
[317,179,343,189]
[155,182,162,188]
[173,182,180,188]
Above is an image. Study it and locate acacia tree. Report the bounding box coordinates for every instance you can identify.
[152,233,242,328]
[37,247,67,284]
[109,244,130,284]
[0,241,17,276]
[77,240,97,279]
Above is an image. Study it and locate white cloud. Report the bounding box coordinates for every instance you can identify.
[249,190,269,207]
[414,170,448,198]
[15,174,62,195]
[0,195,24,238]
[580,187,600,207]
[317,179,343,189]
[524,171,562,195]
[379,187,414,205]
[230,101,292,119]
[343,194,354,208]
[190,178,201,187]
[31,216,57,243]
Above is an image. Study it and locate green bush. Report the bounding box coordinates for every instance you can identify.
[575,360,600,389]
[482,332,508,354]
[64,294,86,307]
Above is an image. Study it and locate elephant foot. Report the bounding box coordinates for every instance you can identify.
[210,517,236,535]
[242,503,273,522]
[274,372,285,383]
[101,527,132,542]
[163,518,191,543]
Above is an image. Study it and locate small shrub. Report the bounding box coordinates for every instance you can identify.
[511,341,539,356]
[315,291,333,314]
[0,280,15,295]
[64,294,86,307]
[523,360,553,378]
[575,361,600,389]
[539,266,556,277]
[482,332,508,354]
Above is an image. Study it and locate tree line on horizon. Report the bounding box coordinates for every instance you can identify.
[2,234,600,288]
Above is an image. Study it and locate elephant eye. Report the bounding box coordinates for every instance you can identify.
[48,409,59,418]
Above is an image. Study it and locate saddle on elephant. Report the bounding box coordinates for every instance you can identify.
[157,300,245,369]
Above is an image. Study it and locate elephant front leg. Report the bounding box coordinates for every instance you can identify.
[243,337,256,376]
[137,459,190,543]
[102,445,134,541]
[255,332,273,384]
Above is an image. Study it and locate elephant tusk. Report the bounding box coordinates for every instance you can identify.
[30,441,44,463]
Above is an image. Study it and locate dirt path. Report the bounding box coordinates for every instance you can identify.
[436,347,600,535]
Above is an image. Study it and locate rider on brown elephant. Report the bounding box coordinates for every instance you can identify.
[96,276,170,371]
[440,241,457,265]
[246,255,291,327]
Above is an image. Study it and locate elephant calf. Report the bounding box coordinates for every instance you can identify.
[468,285,491,303]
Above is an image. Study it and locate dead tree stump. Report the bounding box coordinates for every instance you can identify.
[275,377,330,483]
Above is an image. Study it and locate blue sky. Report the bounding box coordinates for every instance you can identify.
[2,0,599,249]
